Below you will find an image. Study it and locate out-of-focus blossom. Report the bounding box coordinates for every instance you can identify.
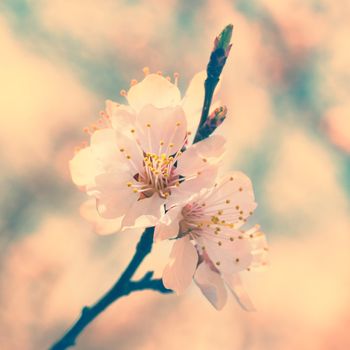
[70,71,225,231]
[324,104,350,153]
[155,172,268,310]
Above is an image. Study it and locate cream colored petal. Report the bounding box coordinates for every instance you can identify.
[90,129,122,172]
[223,273,256,311]
[69,146,102,188]
[154,205,183,242]
[247,227,269,269]
[176,135,226,176]
[196,233,253,275]
[136,104,187,155]
[114,130,144,171]
[167,166,218,208]
[194,261,228,310]
[168,135,225,208]
[91,128,142,174]
[127,74,181,112]
[182,71,205,139]
[105,99,133,117]
[162,236,198,295]
[105,100,136,129]
[121,195,165,229]
[80,199,123,235]
[202,171,257,229]
[90,171,136,219]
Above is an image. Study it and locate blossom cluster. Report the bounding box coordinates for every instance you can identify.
[70,70,268,310]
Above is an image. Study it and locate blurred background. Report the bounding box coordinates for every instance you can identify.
[1,0,350,349]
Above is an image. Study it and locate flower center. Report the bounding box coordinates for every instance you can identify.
[179,199,238,239]
[179,202,205,236]
[135,153,180,199]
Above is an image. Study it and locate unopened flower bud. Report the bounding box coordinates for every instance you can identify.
[205,106,227,129]
[195,106,228,142]
[214,24,233,54]
[208,24,234,80]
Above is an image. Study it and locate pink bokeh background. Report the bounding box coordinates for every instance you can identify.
[1,1,350,349]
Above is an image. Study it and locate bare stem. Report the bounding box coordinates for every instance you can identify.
[49,227,171,350]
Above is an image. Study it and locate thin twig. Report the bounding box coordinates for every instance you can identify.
[49,227,171,350]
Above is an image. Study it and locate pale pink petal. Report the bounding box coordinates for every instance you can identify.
[247,227,269,269]
[90,171,136,219]
[127,74,181,112]
[105,99,121,116]
[196,232,253,275]
[105,99,133,117]
[114,131,144,171]
[80,199,123,235]
[122,195,165,229]
[181,71,206,134]
[162,236,198,294]
[202,171,257,229]
[69,147,102,188]
[247,226,267,250]
[194,262,228,310]
[90,129,122,172]
[154,205,183,242]
[135,104,187,155]
[223,273,256,311]
[176,135,226,176]
[167,166,218,208]
[105,100,136,129]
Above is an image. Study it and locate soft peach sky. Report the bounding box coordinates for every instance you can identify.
[1,1,350,349]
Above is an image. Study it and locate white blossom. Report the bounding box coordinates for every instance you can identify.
[155,172,268,310]
[70,71,224,230]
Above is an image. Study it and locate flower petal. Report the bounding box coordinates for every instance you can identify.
[115,130,144,171]
[136,104,187,155]
[154,205,183,241]
[105,100,136,130]
[202,171,257,229]
[223,273,256,311]
[69,147,102,188]
[169,135,226,208]
[247,227,269,269]
[90,129,122,172]
[181,71,206,135]
[176,135,226,177]
[80,199,123,235]
[127,74,181,112]
[167,166,218,208]
[194,261,228,310]
[90,171,136,219]
[162,236,198,294]
[196,232,254,275]
[122,195,165,229]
